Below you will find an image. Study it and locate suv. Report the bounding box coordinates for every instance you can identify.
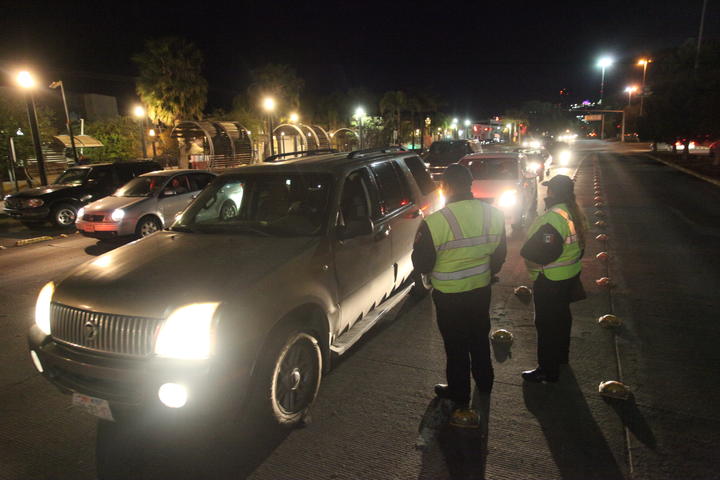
[3,161,162,228]
[28,148,441,429]
[422,139,482,179]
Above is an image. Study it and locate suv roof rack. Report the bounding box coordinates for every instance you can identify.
[347,146,407,159]
[263,149,338,163]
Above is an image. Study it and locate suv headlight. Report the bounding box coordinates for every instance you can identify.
[559,150,571,166]
[155,303,220,360]
[22,198,44,208]
[110,209,125,222]
[35,282,54,335]
[498,189,518,208]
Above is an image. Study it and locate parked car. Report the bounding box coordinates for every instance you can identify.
[3,161,162,228]
[422,139,482,179]
[28,148,442,431]
[76,170,216,239]
[458,152,538,229]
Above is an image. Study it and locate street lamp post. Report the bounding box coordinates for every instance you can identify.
[133,105,147,159]
[49,80,78,163]
[262,97,276,157]
[354,107,366,149]
[637,59,651,116]
[596,56,614,105]
[148,128,158,160]
[464,119,471,139]
[16,71,48,185]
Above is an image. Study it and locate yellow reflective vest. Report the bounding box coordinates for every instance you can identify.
[425,200,504,293]
[525,203,582,281]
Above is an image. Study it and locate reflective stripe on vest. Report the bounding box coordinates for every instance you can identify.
[550,207,578,245]
[436,205,498,251]
[432,262,490,281]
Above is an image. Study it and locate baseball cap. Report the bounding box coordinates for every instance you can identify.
[442,163,473,190]
[542,174,574,196]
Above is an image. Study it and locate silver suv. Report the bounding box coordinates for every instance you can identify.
[28,148,441,428]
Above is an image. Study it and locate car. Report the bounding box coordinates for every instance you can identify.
[519,147,553,178]
[458,152,538,229]
[3,161,162,228]
[422,139,482,179]
[709,140,720,160]
[28,147,442,430]
[76,170,216,239]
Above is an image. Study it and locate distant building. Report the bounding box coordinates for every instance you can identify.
[67,92,119,122]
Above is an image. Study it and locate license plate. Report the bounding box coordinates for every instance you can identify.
[72,393,114,421]
[82,224,95,232]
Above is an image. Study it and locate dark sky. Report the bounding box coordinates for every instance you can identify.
[1,0,718,118]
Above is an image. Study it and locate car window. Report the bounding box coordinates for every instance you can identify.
[115,164,135,184]
[403,156,437,196]
[467,158,519,181]
[54,168,89,186]
[167,174,191,194]
[370,161,410,215]
[88,167,114,185]
[188,173,214,192]
[115,176,167,197]
[339,169,374,225]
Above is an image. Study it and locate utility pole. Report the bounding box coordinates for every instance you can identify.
[695,0,708,72]
[49,80,78,162]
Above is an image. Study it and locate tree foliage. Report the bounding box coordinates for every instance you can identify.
[133,37,208,125]
[85,117,141,161]
[247,64,304,113]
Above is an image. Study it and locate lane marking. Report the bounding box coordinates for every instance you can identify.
[643,153,720,188]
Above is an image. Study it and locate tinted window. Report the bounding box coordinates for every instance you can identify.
[115,176,166,197]
[88,167,114,185]
[370,161,410,215]
[189,173,214,191]
[468,158,518,181]
[54,168,89,186]
[403,156,437,195]
[116,164,135,184]
[167,174,191,194]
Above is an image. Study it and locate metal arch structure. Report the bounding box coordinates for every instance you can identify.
[172,120,256,169]
[330,127,359,138]
[171,121,217,169]
[329,128,360,152]
[295,124,321,150]
[308,125,332,149]
[273,123,310,152]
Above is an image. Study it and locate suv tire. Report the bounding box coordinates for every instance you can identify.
[50,203,77,228]
[254,326,322,428]
[135,216,161,237]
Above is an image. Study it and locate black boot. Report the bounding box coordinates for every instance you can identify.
[521,367,559,383]
[434,384,453,398]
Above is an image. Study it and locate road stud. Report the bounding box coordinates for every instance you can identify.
[595,220,607,227]
[596,233,608,242]
[449,408,481,429]
[514,285,533,297]
[594,196,603,202]
[491,329,514,345]
[595,277,612,287]
[596,251,609,262]
[598,380,631,400]
[594,202,605,208]
[598,314,622,328]
[595,210,605,217]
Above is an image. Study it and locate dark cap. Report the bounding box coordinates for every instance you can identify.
[442,163,473,190]
[542,174,575,196]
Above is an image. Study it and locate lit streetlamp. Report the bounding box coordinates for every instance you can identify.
[637,59,652,116]
[262,97,276,157]
[596,56,614,104]
[49,80,78,163]
[133,105,147,159]
[289,112,299,123]
[464,119,471,139]
[624,85,638,106]
[148,128,157,160]
[354,107,366,149]
[16,71,47,185]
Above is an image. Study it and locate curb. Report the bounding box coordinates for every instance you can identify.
[643,153,720,188]
[15,236,54,247]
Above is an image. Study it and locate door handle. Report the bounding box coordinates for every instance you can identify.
[374,224,391,241]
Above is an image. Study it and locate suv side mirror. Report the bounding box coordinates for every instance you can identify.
[338,217,374,240]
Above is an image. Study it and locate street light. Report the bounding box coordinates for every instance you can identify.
[289,112,299,123]
[148,128,157,160]
[637,58,652,116]
[354,107,366,149]
[49,80,78,162]
[464,119,471,139]
[261,97,276,156]
[624,85,638,106]
[596,56,614,104]
[16,70,47,185]
[133,105,147,159]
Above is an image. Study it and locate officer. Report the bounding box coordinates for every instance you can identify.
[412,164,507,416]
[520,174,587,383]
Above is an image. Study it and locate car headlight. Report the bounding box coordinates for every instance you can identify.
[155,303,220,360]
[77,207,85,219]
[110,209,125,222]
[35,282,54,335]
[559,150,571,166]
[22,198,44,208]
[498,189,518,208]
[528,161,541,173]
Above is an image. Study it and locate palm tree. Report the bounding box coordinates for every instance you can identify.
[247,64,305,113]
[379,91,408,145]
[132,37,208,126]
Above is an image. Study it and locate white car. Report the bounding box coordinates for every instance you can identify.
[76,169,216,239]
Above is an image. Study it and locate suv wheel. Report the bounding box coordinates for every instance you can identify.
[219,200,237,221]
[51,203,77,228]
[135,216,161,237]
[410,271,432,296]
[259,329,322,427]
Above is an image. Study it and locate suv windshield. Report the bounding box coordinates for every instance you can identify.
[174,173,332,236]
[468,158,518,181]
[426,142,468,165]
[114,176,166,197]
[54,168,89,186]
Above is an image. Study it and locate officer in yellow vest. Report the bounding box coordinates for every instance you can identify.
[412,164,507,413]
[520,174,587,383]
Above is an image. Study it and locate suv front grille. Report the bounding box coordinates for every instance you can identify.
[50,303,162,357]
[82,214,105,222]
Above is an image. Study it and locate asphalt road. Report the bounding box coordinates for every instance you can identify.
[0,141,717,479]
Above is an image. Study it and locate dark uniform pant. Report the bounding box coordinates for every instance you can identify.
[533,273,575,374]
[433,286,493,405]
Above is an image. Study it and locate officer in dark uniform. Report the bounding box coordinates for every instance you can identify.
[520,174,587,382]
[412,164,507,415]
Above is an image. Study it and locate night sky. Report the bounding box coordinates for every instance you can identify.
[2,0,718,118]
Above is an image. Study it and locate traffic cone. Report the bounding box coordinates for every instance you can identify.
[598,314,622,328]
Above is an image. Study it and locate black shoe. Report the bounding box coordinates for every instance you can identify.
[521,368,559,383]
[434,384,452,398]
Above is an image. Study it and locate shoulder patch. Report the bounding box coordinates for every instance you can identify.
[543,233,555,244]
